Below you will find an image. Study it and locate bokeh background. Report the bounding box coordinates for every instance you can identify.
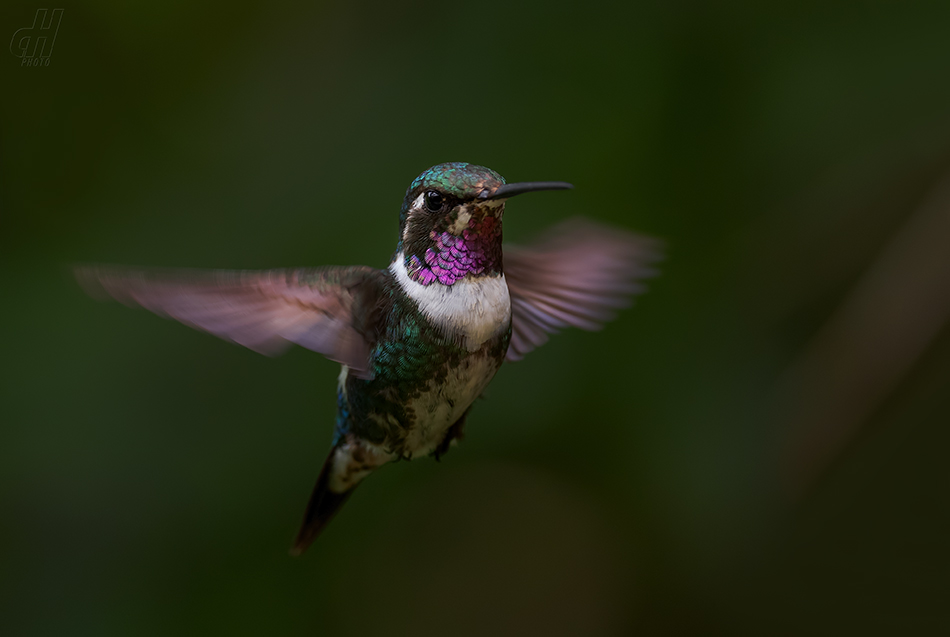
[4,1,950,635]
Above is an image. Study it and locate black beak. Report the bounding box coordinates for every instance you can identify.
[477,181,574,200]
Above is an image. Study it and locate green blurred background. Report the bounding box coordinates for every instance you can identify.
[4,1,950,635]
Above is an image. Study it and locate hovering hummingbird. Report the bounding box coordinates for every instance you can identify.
[77,162,660,555]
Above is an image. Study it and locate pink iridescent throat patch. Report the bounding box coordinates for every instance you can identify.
[406,215,502,286]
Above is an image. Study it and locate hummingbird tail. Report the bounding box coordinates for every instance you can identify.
[290,437,391,556]
[290,451,354,556]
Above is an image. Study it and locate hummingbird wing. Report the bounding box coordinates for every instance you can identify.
[503,219,661,362]
[75,264,385,379]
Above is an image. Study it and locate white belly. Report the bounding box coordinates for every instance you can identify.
[402,353,500,458]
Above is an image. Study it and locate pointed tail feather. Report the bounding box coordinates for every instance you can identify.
[291,437,393,555]
[290,450,355,556]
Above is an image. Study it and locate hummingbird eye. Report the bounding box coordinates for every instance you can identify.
[424,190,445,213]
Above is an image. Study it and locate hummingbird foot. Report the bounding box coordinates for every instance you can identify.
[433,409,470,462]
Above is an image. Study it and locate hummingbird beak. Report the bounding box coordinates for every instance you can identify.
[477,181,574,201]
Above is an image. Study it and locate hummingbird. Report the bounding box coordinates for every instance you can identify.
[76,162,660,555]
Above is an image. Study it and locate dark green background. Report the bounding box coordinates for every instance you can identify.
[3,1,950,634]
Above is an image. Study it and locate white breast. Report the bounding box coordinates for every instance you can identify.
[389,252,511,351]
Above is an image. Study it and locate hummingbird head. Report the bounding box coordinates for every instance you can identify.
[396,162,572,286]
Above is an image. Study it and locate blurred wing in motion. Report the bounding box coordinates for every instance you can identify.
[504,218,662,362]
[75,264,385,379]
